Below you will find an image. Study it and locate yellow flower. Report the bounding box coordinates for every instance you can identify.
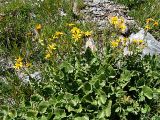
[45,53,51,59]
[55,31,63,37]
[145,25,150,30]
[119,17,125,24]
[71,27,81,34]
[84,31,92,37]
[153,21,159,26]
[27,32,32,36]
[68,23,75,27]
[119,23,127,33]
[138,39,143,44]
[47,43,56,51]
[36,24,42,30]
[132,39,138,44]
[72,33,82,42]
[13,56,23,70]
[25,62,32,68]
[146,18,153,24]
[111,41,119,48]
[13,62,23,70]
[16,56,23,62]
[116,39,121,43]
[132,39,143,44]
[52,35,58,39]
[110,16,118,25]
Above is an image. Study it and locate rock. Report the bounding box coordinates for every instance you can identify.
[80,0,136,30]
[129,29,160,56]
[85,37,97,52]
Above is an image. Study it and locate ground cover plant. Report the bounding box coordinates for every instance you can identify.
[0,0,160,120]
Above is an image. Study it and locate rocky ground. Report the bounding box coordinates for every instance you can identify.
[80,0,137,30]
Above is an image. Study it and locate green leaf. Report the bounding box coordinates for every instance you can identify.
[31,94,43,102]
[83,82,92,93]
[127,107,134,112]
[8,109,17,118]
[74,116,89,120]
[40,116,48,120]
[1,105,9,112]
[54,109,66,119]
[27,110,38,117]
[97,110,105,119]
[99,94,107,104]
[142,86,153,99]
[105,100,112,117]
[38,101,49,113]
[60,62,74,73]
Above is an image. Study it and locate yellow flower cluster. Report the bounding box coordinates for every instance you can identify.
[71,27,83,42]
[52,31,64,40]
[13,57,23,70]
[70,26,92,42]
[145,18,159,30]
[13,57,32,69]
[109,16,127,33]
[44,31,62,60]
[132,39,143,44]
[45,43,57,60]
[110,37,127,48]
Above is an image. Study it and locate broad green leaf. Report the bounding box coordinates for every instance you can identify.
[38,101,49,113]
[54,109,66,119]
[105,100,112,117]
[27,110,38,117]
[1,105,9,112]
[142,86,153,99]
[99,94,107,104]
[31,94,43,102]
[127,107,134,112]
[66,105,74,112]
[83,82,92,93]
[60,62,74,73]
[74,116,89,120]
[8,109,17,118]
[40,116,48,120]
[97,110,105,119]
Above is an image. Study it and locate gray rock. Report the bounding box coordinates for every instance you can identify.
[80,0,136,31]
[129,29,160,56]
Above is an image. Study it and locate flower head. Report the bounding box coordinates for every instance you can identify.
[84,31,92,37]
[13,62,23,70]
[25,62,32,68]
[153,21,159,26]
[72,33,82,42]
[67,23,75,27]
[55,31,63,37]
[110,16,118,25]
[16,56,23,62]
[118,23,127,33]
[145,25,150,30]
[146,18,153,24]
[13,56,23,70]
[71,27,82,42]
[36,24,42,31]
[45,53,51,59]
[111,41,119,48]
[71,27,81,34]
[47,43,56,52]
